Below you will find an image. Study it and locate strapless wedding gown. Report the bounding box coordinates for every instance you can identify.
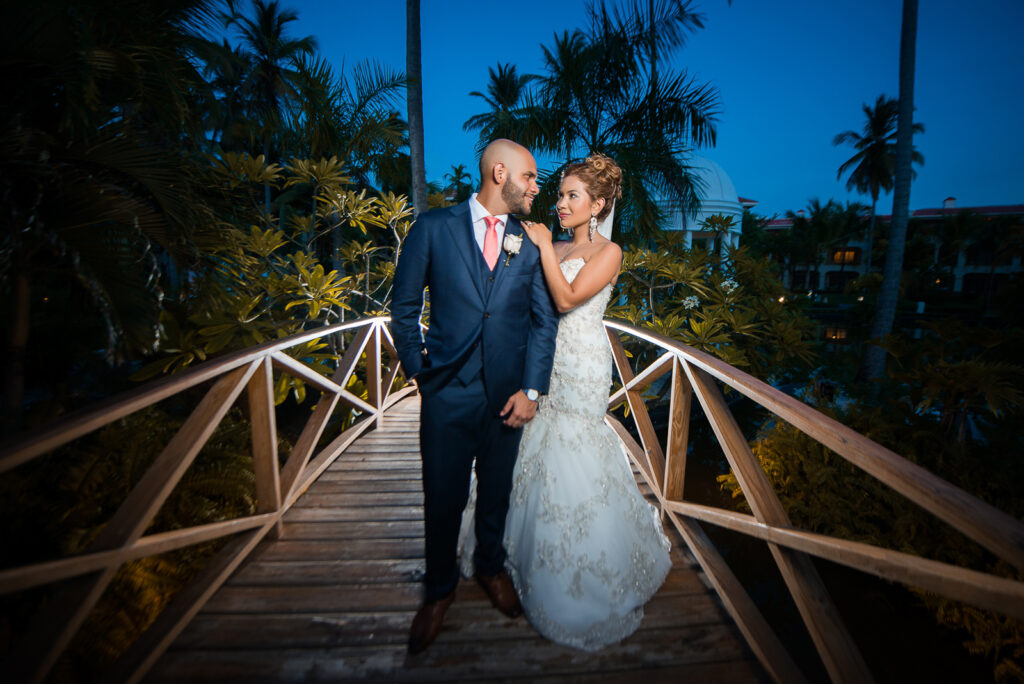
[463,257,671,652]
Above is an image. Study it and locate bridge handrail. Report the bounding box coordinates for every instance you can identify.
[0,316,410,684]
[602,318,1024,684]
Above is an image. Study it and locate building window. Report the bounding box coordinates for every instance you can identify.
[823,327,848,341]
[829,247,861,265]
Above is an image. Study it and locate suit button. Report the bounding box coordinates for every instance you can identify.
[484,313,490,319]
[489,276,494,282]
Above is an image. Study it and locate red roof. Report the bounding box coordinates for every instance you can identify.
[910,204,1024,218]
[764,204,1024,228]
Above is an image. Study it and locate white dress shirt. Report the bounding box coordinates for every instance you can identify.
[469,193,507,255]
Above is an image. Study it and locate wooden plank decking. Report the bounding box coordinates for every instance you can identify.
[150,397,765,682]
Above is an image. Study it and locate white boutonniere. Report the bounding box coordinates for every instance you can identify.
[502,233,523,266]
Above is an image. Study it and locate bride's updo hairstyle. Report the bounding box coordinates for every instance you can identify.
[563,152,623,221]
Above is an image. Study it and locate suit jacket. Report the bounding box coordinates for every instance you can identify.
[391,200,559,412]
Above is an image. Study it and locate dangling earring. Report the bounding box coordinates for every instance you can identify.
[589,215,597,242]
[566,225,574,238]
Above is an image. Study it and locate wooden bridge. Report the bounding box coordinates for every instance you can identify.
[1,317,1022,683]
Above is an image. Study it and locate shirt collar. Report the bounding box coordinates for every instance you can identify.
[470,193,508,227]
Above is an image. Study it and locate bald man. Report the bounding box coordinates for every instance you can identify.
[392,139,559,654]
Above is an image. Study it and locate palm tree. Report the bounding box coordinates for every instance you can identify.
[194,38,253,151]
[443,163,473,202]
[406,0,427,216]
[786,199,844,290]
[462,63,537,148]
[834,95,924,274]
[287,55,406,175]
[226,0,316,211]
[831,201,870,283]
[860,0,919,383]
[464,1,719,242]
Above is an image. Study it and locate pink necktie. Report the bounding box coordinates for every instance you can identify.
[483,216,500,270]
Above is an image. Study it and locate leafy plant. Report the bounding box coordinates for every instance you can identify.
[612,224,816,380]
[133,154,414,406]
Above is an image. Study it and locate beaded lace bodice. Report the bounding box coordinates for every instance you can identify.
[540,258,615,424]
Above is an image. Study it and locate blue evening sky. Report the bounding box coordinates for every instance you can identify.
[280,0,1023,218]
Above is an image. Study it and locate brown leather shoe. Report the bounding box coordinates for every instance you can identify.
[476,570,522,618]
[408,590,455,655]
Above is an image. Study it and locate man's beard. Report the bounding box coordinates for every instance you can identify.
[501,177,532,215]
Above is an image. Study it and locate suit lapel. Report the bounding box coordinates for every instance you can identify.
[443,202,485,301]
[487,216,523,303]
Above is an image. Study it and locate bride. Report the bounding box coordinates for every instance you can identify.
[461,153,671,651]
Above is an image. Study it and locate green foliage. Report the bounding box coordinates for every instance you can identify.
[133,154,413,406]
[882,322,1024,443]
[443,163,474,203]
[612,225,816,379]
[0,0,217,363]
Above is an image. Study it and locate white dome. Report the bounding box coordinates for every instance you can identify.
[692,156,738,205]
[659,154,744,234]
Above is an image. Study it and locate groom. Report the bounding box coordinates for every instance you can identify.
[391,139,559,654]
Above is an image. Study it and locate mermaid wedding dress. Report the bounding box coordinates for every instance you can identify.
[460,257,672,652]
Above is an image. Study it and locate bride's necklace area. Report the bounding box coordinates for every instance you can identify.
[559,250,584,264]
[559,230,593,264]
[559,238,599,264]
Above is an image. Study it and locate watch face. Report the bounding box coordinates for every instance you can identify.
[526,389,539,401]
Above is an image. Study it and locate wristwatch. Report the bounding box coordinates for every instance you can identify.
[524,388,540,402]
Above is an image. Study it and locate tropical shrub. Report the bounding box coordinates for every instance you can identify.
[134,153,414,405]
[611,224,816,381]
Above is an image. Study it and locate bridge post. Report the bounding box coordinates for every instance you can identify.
[248,356,282,539]
[663,358,692,502]
[366,321,383,429]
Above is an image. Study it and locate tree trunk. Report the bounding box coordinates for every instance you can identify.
[406,0,428,217]
[865,197,877,273]
[859,0,917,384]
[263,138,272,215]
[4,268,30,433]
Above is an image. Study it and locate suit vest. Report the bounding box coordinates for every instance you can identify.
[454,241,498,384]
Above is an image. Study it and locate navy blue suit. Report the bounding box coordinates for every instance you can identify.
[391,200,558,600]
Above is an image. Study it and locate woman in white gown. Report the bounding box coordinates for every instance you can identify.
[462,153,671,651]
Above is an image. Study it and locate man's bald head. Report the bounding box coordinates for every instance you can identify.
[476,139,538,216]
[479,139,531,182]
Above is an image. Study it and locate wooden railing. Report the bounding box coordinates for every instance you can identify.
[2,316,1022,684]
[0,317,411,684]
[602,319,1024,684]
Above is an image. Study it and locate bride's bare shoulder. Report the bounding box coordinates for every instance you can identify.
[595,239,622,261]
